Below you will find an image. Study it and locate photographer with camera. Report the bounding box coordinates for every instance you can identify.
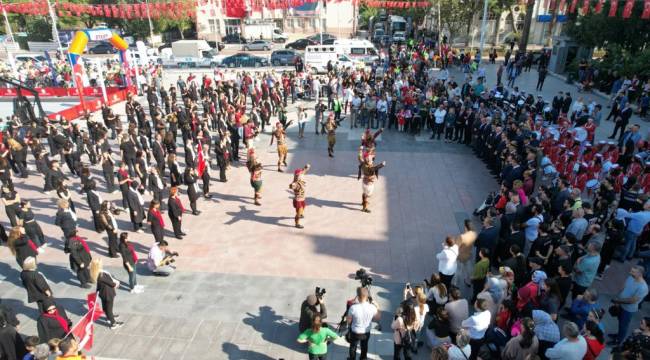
[299,287,328,333]
[146,240,178,277]
[346,286,381,360]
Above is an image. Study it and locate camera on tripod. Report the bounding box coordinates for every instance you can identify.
[315,286,326,299]
[355,268,373,287]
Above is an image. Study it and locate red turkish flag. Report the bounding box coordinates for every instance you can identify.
[558,0,567,12]
[196,142,205,177]
[549,0,556,10]
[622,0,634,17]
[581,0,589,14]
[103,4,111,17]
[642,0,650,18]
[569,0,578,12]
[609,0,618,16]
[594,0,604,13]
[70,311,95,351]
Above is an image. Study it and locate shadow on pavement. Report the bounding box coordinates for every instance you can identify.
[224,205,294,227]
[222,342,275,360]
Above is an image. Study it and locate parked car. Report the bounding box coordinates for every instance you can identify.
[285,38,317,50]
[270,49,301,66]
[88,42,116,54]
[244,40,272,51]
[372,29,385,43]
[307,33,337,44]
[220,53,269,68]
[392,31,406,44]
[222,34,248,44]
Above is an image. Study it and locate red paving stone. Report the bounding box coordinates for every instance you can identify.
[1,144,495,283]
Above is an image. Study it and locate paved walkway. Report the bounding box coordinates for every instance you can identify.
[0,64,647,359]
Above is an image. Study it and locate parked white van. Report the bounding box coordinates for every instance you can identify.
[304,45,362,74]
[333,39,379,64]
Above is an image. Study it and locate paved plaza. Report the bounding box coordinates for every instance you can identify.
[0,63,648,359]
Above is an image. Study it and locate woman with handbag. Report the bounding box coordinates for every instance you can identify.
[391,303,418,360]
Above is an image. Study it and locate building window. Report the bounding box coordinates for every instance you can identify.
[208,19,220,35]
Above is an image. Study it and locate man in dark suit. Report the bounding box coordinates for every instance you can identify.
[152,133,166,176]
[126,181,145,232]
[148,167,166,210]
[184,168,201,215]
[475,216,499,264]
[561,92,573,114]
[86,180,103,233]
[551,179,571,217]
[184,138,197,169]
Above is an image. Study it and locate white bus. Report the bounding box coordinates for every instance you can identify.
[389,15,407,35]
[333,39,379,64]
[304,45,363,74]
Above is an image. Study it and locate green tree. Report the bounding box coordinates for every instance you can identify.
[25,17,53,41]
[437,0,474,42]
[489,0,517,44]
[566,0,650,54]
[358,5,378,29]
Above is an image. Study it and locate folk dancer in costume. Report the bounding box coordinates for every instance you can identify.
[289,164,311,229]
[358,147,386,213]
[247,148,263,206]
[324,113,338,158]
[269,121,292,172]
[361,128,384,158]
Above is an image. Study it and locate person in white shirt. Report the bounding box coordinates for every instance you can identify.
[346,287,380,360]
[297,106,308,139]
[461,298,491,360]
[312,77,321,100]
[376,95,388,128]
[350,95,362,129]
[436,236,459,289]
[147,240,175,276]
[431,104,447,140]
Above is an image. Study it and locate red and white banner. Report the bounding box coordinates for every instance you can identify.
[609,0,619,16]
[581,0,590,14]
[569,0,578,12]
[594,0,605,13]
[642,0,650,19]
[622,0,635,17]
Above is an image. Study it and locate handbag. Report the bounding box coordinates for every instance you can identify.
[608,303,621,317]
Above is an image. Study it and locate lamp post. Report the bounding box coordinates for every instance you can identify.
[45,0,64,53]
[143,0,155,43]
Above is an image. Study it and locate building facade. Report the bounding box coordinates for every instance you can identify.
[196,0,355,42]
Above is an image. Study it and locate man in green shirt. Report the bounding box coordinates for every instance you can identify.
[297,315,338,359]
[472,248,490,301]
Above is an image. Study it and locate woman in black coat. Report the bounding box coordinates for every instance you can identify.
[18,201,45,247]
[54,199,77,247]
[36,298,72,343]
[98,201,120,257]
[0,310,26,360]
[126,182,145,232]
[168,153,182,187]
[90,259,123,329]
[1,184,21,227]
[184,168,200,215]
[19,256,52,312]
[147,200,165,244]
[167,186,185,239]
[68,232,92,288]
[8,226,38,267]
[118,232,142,293]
